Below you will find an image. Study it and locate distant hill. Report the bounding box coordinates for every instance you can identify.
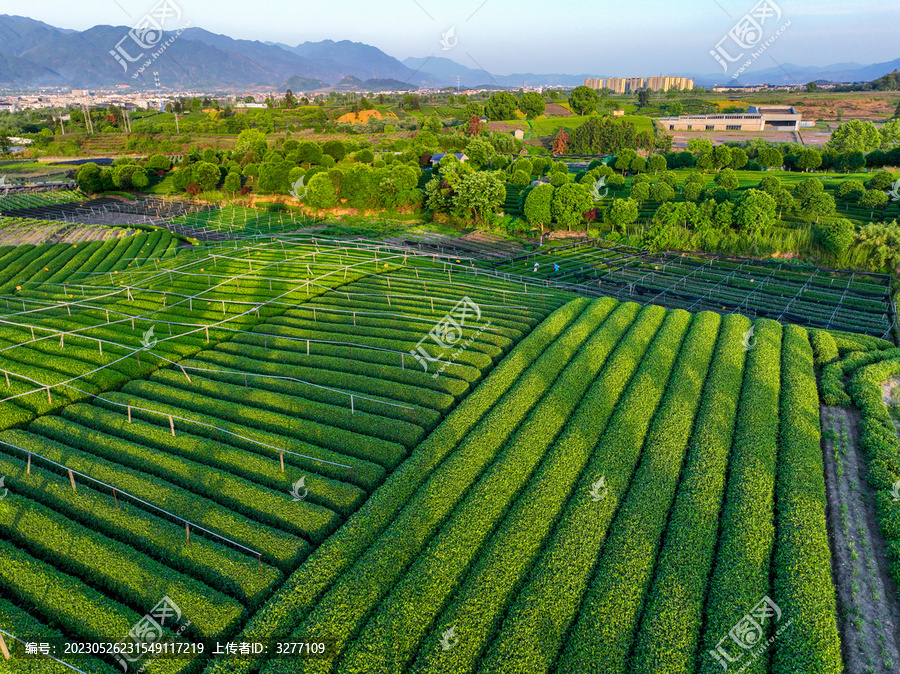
[330,76,418,92]
[691,58,900,87]
[0,14,897,93]
[0,15,428,89]
[285,75,328,92]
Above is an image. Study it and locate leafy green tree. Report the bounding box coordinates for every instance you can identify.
[235,128,268,157]
[828,120,882,153]
[465,102,484,119]
[797,148,822,172]
[296,141,324,165]
[801,191,836,223]
[729,148,749,170]
[650,182,676,202]
[630,156,647,174]
[796,178,824,200]
[648,155,667,174]
[814,218,854,258]
[667,101,683,116]
[836,179,865,209]
[484,92,518,121]
[305,172,338,210]
[453,171,506,224]
[190,161,221,192]
[551,183,593,230]
[714,200,735,229]
[549,172,568,187]
[257,159,293,192]
[630,181,650,203]
[637,90,651,108]
[882,119,900,148]
[322,140,347,162]
[223,171,241,194]
[683,181,704,202]
[757,147,783,170]
[614,149,636,175]
[759,175,781,194]
[569,86,600,115]
[423,115,443,132]
[465,138,494,169]
[854,221,900,271]
[131,168,149,189]
[606,197,639,234]
[631,173,652,186]
[354,149,375,164]
[714,168,739,190]
[511,158,533,176]
[712,145,733,170]
[687,139,713,155]
[341,164,378,209]
[510,170,531,186]
[842,151,867,173]
[859,189,889,217]
[734,189,777,232]
[112,164,139,189]
[868,171,897,190]
[145,154,171,171]
[75,163,103,193]
[519,92,546,119]
[402,94,422,110]
[773,189,795,218]
[658,172,678,189]
[524,184,554,232]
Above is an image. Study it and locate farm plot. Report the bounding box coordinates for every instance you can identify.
[496,240,893,338]
[165,206,320,239]
[201,305,842,674]
[0,190,85,212]
[0,236,570,672]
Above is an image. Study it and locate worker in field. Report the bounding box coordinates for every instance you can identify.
[554,263,560,273]
[533,262,540,273]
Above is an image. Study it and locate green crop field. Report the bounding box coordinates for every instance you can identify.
[0,210,897,674]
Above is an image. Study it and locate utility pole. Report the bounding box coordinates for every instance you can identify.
[82,104,94,134]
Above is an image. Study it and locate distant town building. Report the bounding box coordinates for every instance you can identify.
[605,78,645,94]
[645,76,694,92]
[658,105,802,132]
[589,76,694,94]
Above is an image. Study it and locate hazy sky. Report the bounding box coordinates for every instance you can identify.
[10,0,900,77]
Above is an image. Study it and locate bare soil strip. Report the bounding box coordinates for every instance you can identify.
[822,404,900,673]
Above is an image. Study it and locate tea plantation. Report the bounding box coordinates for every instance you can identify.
[0,217,897,674]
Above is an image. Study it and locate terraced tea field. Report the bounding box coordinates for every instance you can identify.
[0,217,898,674]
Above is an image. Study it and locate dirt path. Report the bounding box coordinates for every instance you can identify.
[822,404,900,673]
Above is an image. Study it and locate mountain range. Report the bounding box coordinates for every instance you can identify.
[0,14,896,92]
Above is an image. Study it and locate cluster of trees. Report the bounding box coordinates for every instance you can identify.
[475,85,613,122]
[424,155,507,225]
[827,119,900,153]
[302,162,423,213]
[567,117,660,154]
[657,139,900,174]
[75,154,172,192]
